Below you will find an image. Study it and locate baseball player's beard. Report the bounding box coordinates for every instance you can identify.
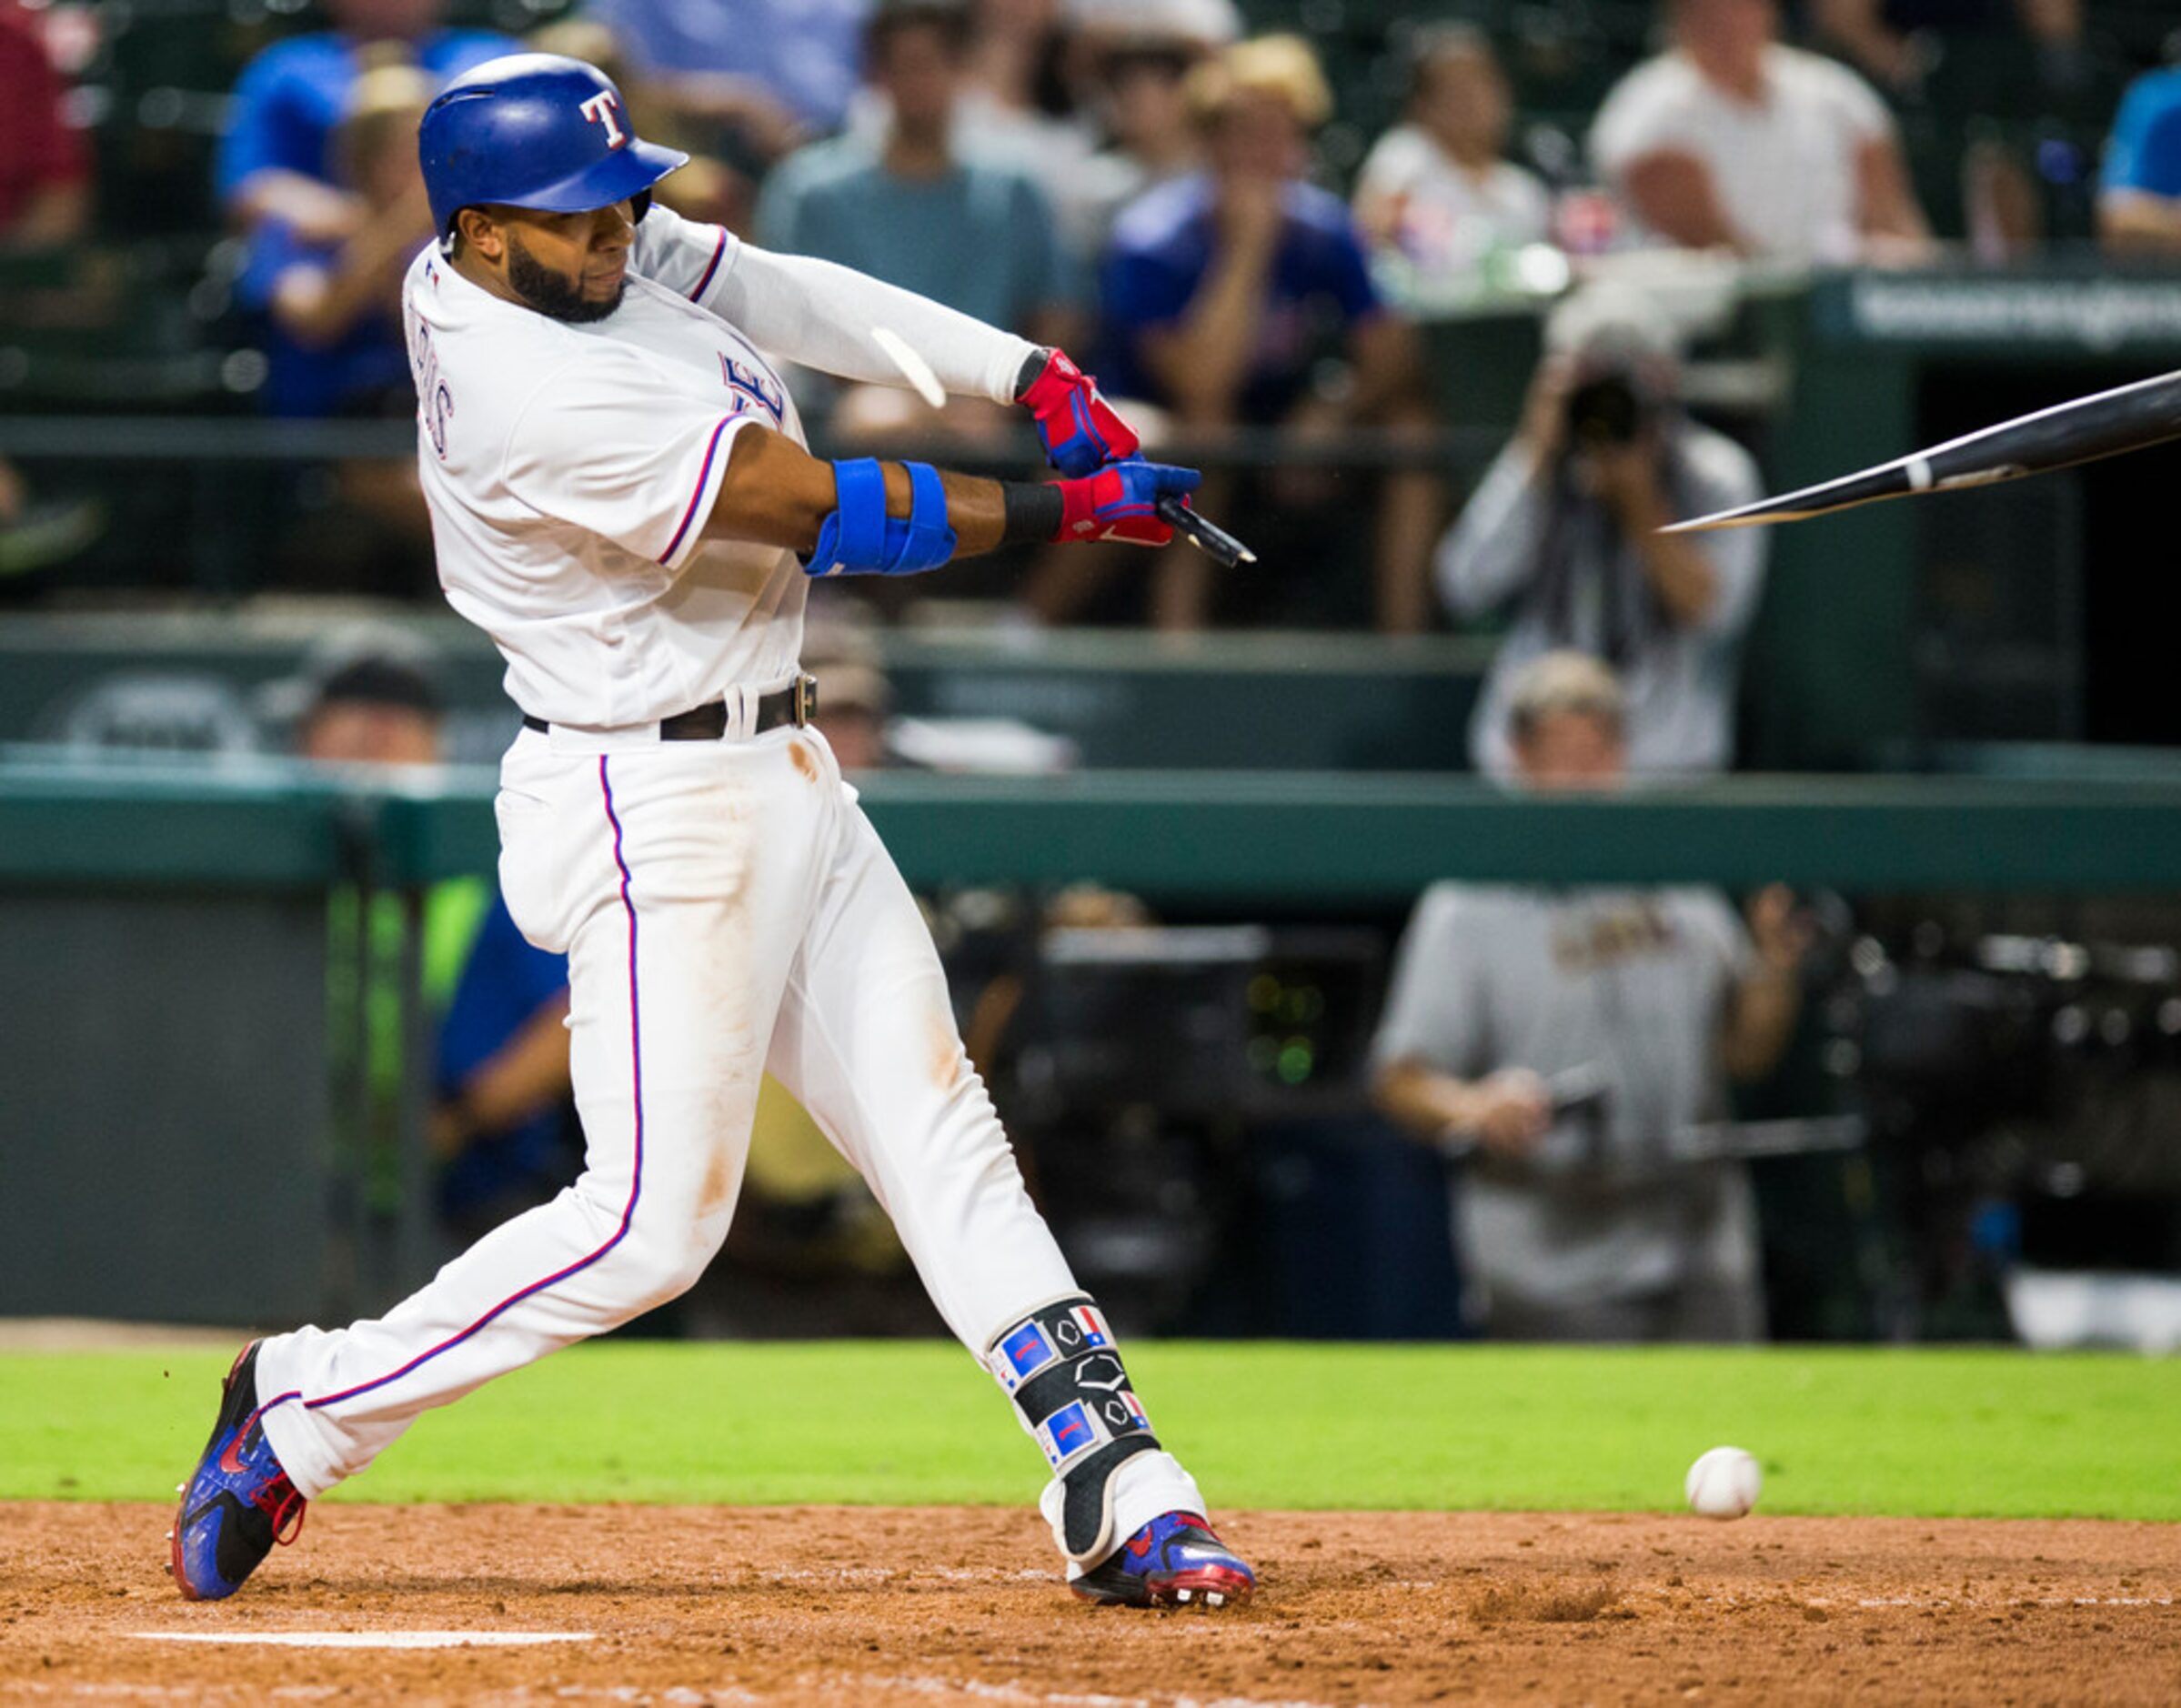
[506,230,626,325]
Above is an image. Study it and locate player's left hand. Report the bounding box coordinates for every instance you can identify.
[1021,348,1142,477]
[1052,458,1199,547]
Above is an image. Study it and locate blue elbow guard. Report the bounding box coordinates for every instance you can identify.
[804,458,958,578]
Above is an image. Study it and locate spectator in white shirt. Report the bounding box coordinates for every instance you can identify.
[1589,0,1931,266]
[1352,26,1552,302]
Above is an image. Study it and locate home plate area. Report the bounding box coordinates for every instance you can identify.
[131,1630,595,1648]
[8,1504,2177,1703]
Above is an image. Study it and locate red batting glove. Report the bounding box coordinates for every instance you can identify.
[1021,349,1142,477]
[1051,459,1201,546]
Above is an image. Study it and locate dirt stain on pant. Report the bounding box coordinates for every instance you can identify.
[698,1140,739,1215]
[929,1011,967,1090]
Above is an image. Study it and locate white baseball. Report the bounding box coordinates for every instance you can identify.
[1684,1446,1762,1519]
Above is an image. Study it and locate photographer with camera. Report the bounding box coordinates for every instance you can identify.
[1372,652,1813,1341]
[1435,283,1767,779]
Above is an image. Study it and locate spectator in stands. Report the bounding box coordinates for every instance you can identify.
[433,889,580,1245]
[293,648,445,768]
[0,0,87,249]
[1589,0,1931,266]
[1049,5,1230,256]
[2098,61,2181,256]
[1098,34,1442,632]
[1352,26,1552,306]
[1941,0,2129,256]
[0,4,95,578]
[1435,283,1766,779]
[238,55,435,593]
[216,0,514,247]
[758,0,1086,439]
[580,0,864,146]
[961,0,1084,158]
[1371,651,1811,1341]
[255,53,433,418]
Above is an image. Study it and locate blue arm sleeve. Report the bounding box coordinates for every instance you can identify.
[804,458,958,577]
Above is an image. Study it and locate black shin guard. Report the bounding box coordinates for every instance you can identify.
[984,1294,1158,1563]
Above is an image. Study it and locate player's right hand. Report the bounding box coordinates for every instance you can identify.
[1052,458,1200,547]
[1021,349,1142,477]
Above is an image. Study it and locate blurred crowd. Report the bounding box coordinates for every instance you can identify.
[9,0,2176,1349]
[5,0,2181,632]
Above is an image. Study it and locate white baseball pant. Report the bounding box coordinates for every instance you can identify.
[254,710,1203,1557]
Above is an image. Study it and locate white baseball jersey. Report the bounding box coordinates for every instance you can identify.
[1590,45,1894,266]
[403,205,1038,729]
[403,217,808,728]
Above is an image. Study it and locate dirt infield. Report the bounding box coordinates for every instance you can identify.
[5,1503,2176,1704]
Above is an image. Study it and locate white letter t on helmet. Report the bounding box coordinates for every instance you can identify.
[579,91,627,148]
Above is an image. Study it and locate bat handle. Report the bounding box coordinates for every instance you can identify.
[1155,497,1256,568]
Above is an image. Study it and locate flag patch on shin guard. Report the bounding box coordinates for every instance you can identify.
[986,1294,1160,1563]
[996,1322,1058,1392]
[1038,1401,1098,1469]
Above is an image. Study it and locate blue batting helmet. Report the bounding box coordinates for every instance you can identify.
[417,54,688,247]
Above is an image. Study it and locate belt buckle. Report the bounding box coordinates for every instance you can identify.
[792,672,818,728]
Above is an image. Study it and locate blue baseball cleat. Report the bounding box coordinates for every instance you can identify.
[170,1342,307,1601]
[1070,1511,1256,1609]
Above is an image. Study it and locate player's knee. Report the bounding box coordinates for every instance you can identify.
[604,1215,719,1312]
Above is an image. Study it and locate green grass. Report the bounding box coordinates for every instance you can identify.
[4,1342,2177,1520]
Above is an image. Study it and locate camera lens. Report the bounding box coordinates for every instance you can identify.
[1566,372,1644,447]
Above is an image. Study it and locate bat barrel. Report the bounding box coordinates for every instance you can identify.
[1669,367,2181,533]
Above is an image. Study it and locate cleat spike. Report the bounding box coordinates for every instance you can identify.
[1175,1587,1192,1603]
[1206,1592,1224,1607]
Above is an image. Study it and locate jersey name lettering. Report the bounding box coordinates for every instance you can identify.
[579,91,627,148]
[410,321,455,460]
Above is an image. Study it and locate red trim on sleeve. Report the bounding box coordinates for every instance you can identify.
[659,417,736,565]
[688,227,727,301]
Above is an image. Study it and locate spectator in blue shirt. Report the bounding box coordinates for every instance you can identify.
[434,891,579,1244]
[249,53,433,418]
[757,0,1086,442]
[215,0,514,247]
[582,0,866,144]
[2099,65,2181,256]
[1095,34,1442,632]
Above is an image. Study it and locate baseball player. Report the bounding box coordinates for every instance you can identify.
[172,53,1255,1612]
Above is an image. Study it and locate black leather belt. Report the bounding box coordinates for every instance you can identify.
[522,673,818,740]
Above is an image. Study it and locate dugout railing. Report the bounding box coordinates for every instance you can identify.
[7,753,2181,1330]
